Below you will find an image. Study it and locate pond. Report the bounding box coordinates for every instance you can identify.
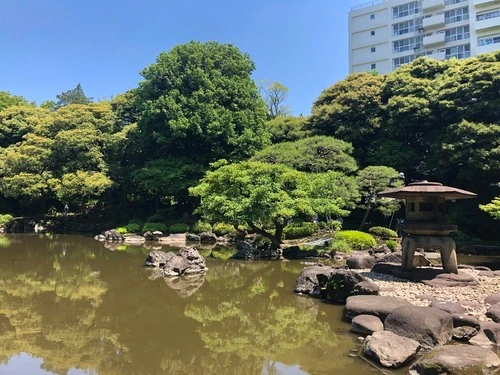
[0,234,382,375]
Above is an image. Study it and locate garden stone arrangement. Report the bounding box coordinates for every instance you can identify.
[295,255,500,373]
[144,247,208,277]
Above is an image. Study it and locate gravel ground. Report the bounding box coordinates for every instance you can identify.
[355,268,500,321]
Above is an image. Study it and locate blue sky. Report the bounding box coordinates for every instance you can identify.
[1,0,365,116]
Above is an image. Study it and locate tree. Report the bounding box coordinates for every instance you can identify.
[357,166,403,230]
[55,83,93,109]
[266,115,309,143]
[260,80,291,119]
[190,161,315,249]
[0,91,33,111]
[135,41,269,163]
[251,135,358,174]
[480,195,500,220]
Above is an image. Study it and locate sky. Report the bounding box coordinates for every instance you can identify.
[1,0,366,116]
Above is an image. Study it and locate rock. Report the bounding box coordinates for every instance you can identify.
[453,326,478,342]
[363,331,420,368]
[470,332,497,350]
[451,313,480,329]
[409,344,500,375]
[346,252,375,269]
[94,234,106,241]
[412,253,431,267]
[199,232,217,243]
[344,295,412,322]
[351,315,384,335]
[124,235,146,245]
[144,250,176,267]
[152,231,163,240]
[429,300,466,314]
[232,241,280,260]
[375,253,402,264]
[486,294,500,306]
[420,272,479,287]
[482,321,500,345]
[186,233,201,242]
[369,244,391,255]
[479,270,500,278]
[294,265,335,294]
[475,265,493,271]
[384,306,453,349]
[102,229,124,241]
[303,238,332,248]
[283,245,320,259]
[487,303,500,323]
[162,247,208,277]
[143,231,154,241]
[320,269,379,303]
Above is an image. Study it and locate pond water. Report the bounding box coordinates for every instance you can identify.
[0,234,382,375]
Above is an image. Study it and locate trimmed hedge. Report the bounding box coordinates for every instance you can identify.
[386,239,398,251]
[143,222,167,233]
[335,230,376,250]
[328,238,352,254]
[368,226,398,239]
[124,223,142,233]
[191,221,212,234]
[168,223,190,233]
[0,214,14,227]
[283,222,317,239]
[213,223,237,236]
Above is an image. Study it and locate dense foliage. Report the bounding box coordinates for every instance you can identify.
[334,230,376,250]
[0,45,498,240]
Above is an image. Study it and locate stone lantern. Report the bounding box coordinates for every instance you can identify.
[378,181,477,274]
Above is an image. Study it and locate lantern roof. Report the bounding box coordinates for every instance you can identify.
[378,180,477,200]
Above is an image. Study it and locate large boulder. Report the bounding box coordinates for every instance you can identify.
[485,293,500,306]
[409,344,500,375]
[102,229,124,241]
[385,306,453,349]
[316,269,379,303]
[144,250,176,267]
[162,247,209,277]
[375,252,402,264]
[363,331,420,368]
[487,303,500,323]
[346,252,375,269]
[344,295,412,322]
[294,265,335,294]
[429,300,466,314]
[351,315,384,335]
[199,232,217,243]
[232,241,280,260]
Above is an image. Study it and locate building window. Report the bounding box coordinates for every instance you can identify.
[370,14,375,19]
[445,43,471,59]
[371,30,375,36]
[371,47,376,52]
[444,0,464,4]
[445,7,469,24]
[393,2,420,19]
[393,54,416,69]
[445,26,470,42]
[393,36,423,53]
[392,19,422,36]
[476,9,500,22]
[478,34,500,46]
[371,63,376,69]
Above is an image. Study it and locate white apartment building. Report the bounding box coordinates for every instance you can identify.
[349,0,500,73]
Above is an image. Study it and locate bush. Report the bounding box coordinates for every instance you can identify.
[191,221,212,234]
[386,239,397,251]
[116,227,128,234]
[0,214,14,227]
[327,220,343,232]
[368,226,398,239]
[335,230,376,250]
[124,222,142,233]
[328,238,352,254]
[146,214,165,223]
[283,222,317,239]
[168,223,190,233]
[142,222,167,233]
[317,221,328,230]
[213,222,237,236]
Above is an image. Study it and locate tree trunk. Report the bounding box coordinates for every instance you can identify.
[248,222,283,249]
[358,204,372,231]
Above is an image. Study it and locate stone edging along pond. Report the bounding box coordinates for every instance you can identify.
[294,253,500,374]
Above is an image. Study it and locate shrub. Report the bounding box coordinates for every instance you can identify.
[335,230,376,250]
[317,221,328,230]
[213,222,237,236]
[386,239,398,251]
[0,214,14,227]
[116,227,128,234]
[191,221,212,234]
[146,214,165,223]
[369,226,398,239]
[169,223,190,233]
[283,222,317,239]
[142,222,167,233]
[124,222,142,233]
[328,238,352,254]
[327,220,343,232]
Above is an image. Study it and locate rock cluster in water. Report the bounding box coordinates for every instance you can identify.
[144,247,208,277]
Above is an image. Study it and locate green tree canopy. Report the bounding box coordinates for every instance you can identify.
[55,83,93,109]
[250,135,358,174]
[0,91,33,111]
[480,195,500,220]
[260,80,291,119]
[266,115,309,143]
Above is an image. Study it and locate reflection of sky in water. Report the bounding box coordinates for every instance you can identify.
[0,353,93,375]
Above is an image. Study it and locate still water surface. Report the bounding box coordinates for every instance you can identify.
[0,234,382,375]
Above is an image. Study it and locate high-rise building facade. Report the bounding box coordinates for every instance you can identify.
[349,0,500,73]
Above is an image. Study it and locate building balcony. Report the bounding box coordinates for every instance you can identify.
[423,32,446,47]
[422,0,444,12]
[427,51,446,60]
[475,16,500,31]
[476,42,500,55]
[473,0,500,7]
[423,14,445,30]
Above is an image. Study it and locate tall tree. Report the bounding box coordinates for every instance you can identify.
[55,84,93,109]
[0,91,33,111]
[260,80,291,119]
